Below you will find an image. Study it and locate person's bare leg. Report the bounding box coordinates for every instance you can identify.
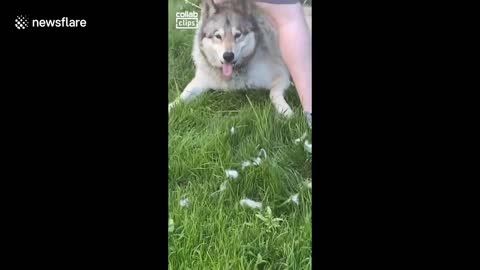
[256,2,312,115]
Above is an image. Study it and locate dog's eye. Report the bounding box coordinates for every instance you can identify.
[215,34,222,40]
[234,33,242,39]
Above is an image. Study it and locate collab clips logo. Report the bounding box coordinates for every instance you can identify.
[15,15,87,30]
[176,10,198,29]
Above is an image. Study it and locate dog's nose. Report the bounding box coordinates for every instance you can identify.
[223,52,235,63]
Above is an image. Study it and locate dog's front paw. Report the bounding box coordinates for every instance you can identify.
[280,107,294,118]
[168,100,179,113]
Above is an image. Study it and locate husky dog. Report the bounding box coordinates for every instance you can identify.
[169,0,312,117]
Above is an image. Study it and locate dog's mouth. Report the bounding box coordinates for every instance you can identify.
[220,61,237,78]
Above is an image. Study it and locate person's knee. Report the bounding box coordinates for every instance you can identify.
[256,2,305,28]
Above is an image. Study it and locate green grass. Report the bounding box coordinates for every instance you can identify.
[169,1,312,269]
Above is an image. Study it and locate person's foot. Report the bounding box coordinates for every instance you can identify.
[304,111,312,129]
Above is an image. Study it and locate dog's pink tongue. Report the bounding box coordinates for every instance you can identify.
[222,63,233,77]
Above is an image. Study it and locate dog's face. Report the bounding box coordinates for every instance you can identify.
[200,0,257,79]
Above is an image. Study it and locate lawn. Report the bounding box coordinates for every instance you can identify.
[168,1,312,269]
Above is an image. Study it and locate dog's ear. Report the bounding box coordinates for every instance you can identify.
[202,0,218,18]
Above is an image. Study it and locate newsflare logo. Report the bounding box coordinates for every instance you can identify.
[15,15,29,30]
[15,15,87,30]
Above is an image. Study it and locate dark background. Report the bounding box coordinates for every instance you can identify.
[3,1,166,267]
